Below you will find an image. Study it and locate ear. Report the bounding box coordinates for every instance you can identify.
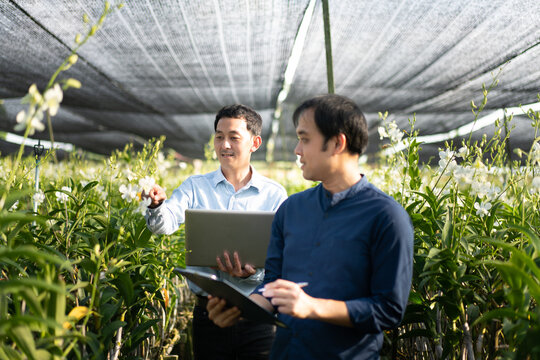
[333,133,347,155]
[250,135,262,152]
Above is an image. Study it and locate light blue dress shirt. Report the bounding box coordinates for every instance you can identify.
[145,166,287,295]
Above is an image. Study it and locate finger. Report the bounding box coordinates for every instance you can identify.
[220,306,241,323]
[207,298,227,320]
[264,287,297,300]
[223,251,233,270]
[244,263,256,275]
[269,279,297,290]
[216,256,227,272]
[206,296,222,311]
[233,252,243,272]
[214,307,241,328]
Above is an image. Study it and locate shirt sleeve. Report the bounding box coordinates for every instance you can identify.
[144,178,193,235]
[345,203,414,333]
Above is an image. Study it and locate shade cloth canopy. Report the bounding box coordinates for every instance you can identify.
[1,0,539,161]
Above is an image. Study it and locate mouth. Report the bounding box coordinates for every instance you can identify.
[220,153,234,158]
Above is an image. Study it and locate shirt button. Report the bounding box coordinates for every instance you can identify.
[315,241,320,246]
[308,272,313,276]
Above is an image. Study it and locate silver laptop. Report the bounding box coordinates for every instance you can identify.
[184,209,275,268]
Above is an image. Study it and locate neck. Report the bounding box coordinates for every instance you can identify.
[322,156,362,194]
[221,164,252,191]
[322,172,362,194]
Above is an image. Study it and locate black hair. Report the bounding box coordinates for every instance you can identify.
[292,94,368,155]
[214,104,262,136]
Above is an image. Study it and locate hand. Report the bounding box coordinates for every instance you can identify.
[261,279,314,319]
[142,184,167,208]
[207,296,241,328]
[216,251,256,278]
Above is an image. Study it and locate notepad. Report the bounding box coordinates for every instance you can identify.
[184,209,275,268]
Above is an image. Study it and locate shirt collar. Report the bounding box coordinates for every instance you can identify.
[212,165,261,192]
[327,175,368,206]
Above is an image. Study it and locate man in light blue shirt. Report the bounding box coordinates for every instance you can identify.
[143,104,287,360]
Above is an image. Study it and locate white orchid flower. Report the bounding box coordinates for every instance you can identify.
[457,146,469,159]
[14,107,45,135]
[43,84,63,116]
[138,176,155,194]
[119,183,138,202]
[532,141,540,165]
[9,200,19,211]
[532,176,540,192]
[33,190,45,206]
[378,126,388,140]
[137,196,152,215]
[474,201,492,217]
[55,186,72,203]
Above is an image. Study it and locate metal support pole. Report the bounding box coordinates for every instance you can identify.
[322,0,334,94]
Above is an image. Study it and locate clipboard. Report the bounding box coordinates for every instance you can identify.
[174,267,286,328]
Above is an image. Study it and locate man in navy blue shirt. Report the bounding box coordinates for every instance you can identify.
[208,94,414,359]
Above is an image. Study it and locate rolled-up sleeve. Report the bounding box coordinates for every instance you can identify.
[145,179,193,235]
[345,205,414,332]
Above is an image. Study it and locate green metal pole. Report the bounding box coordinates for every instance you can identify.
[322,0,334,94]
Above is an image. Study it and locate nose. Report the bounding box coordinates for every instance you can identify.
[294,141,302,156]
[223,139,231,149]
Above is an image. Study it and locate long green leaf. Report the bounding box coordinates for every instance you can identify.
[0,345,23,360]
[507,223,540,255]
[472,307,526,326]
[7,325,38,360]
[481,238,540,282]
[0,278,68,295]
[484,260,540,302]
[0,246,70,269]
[0,213,46,227]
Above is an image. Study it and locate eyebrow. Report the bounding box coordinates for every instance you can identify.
[215,130,241,135]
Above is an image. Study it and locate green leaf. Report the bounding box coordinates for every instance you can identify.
[441,210,453,249]
[7,325,38,360]
[127,319,160,351]
[0,345,23,360]
[101,320,126,344]
[0,246,70,269]
[408,291,423,305]
[485,260,540,302]
[0,213,47,227]
[481,238,540,285]
[46,281,66,336]
[81,180,99,192]
[472,307,525,326]
[0,278,68,296]
[112,273,134,307]
[508,223,540,255]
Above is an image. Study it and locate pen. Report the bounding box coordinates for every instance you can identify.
[258,282,309,292]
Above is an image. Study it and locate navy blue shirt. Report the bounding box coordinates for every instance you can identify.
[257,176,413,359]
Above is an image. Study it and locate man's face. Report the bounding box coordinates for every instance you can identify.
[214,117,260,171]
[294,108,333,182]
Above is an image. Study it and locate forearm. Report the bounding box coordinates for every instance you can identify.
[145,204,179,235]
[307,297,352,327]
[250,294,275,313]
